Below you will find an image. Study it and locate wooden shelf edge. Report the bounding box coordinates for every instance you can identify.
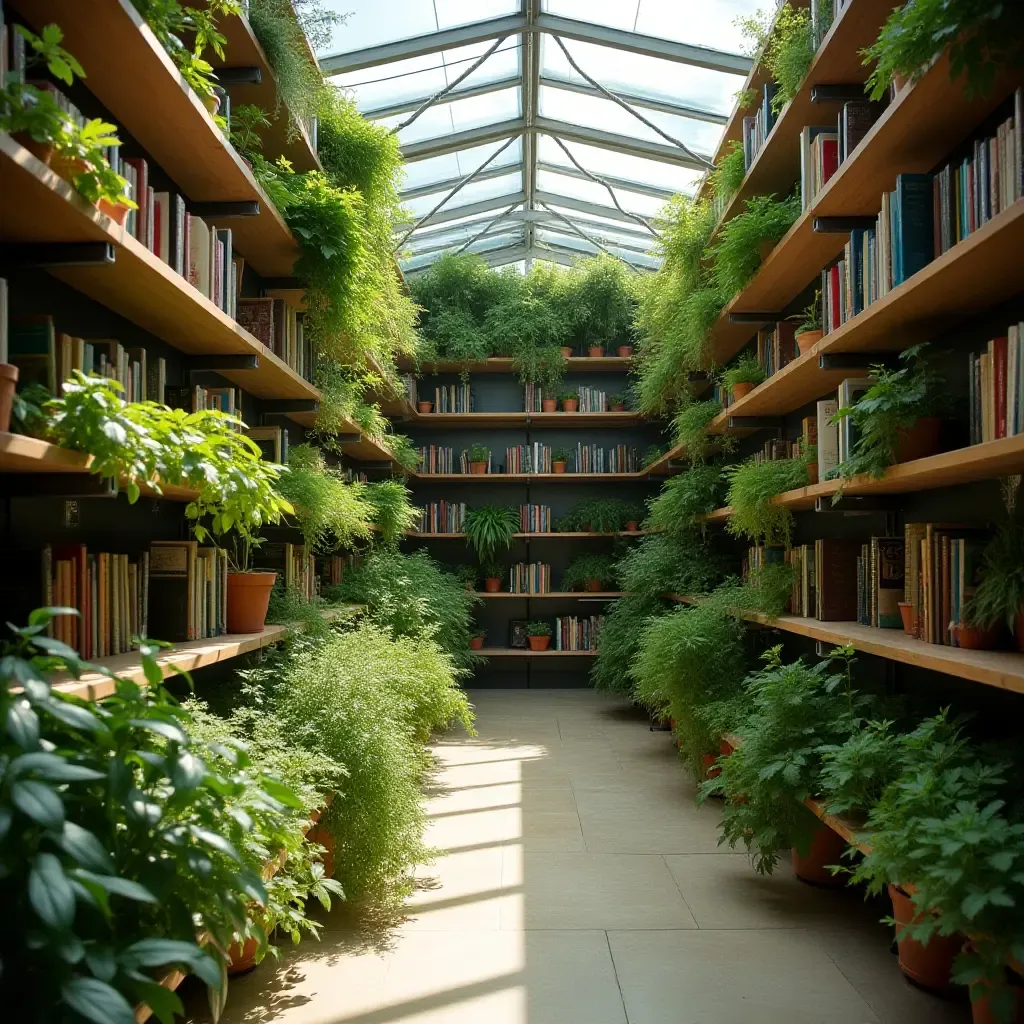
[409,472,650,482]
[475,648,599,657]
[473,592,624,599]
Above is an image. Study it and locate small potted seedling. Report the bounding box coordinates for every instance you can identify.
[526,621,552,651]
[468,444,490,474]
[469,629,485,651]
[552,446,570,474]
[417,399,433,413]
[721,355,766,401]
[541,393,557,412]
[623,503,644,532]
[789,290,823,355]
[609,393,627,412]
[560,390,579,413]
[481,557,504,593]
[588,343,606,358]
[617,343,633,358]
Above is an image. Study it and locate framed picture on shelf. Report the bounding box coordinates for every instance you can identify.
[509,620,528,648]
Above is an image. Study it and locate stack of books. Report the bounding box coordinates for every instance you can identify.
[573,444,638,473]
[416,502,466,533]
[254,542,316,603]
[576,386,608,412]
[165,384,240,425]
[509,563,551,594]
[555,615,603,651]
[42,543,149,658]
[523,384,548,411]
[856,537,905,627]
[433,382,472,412]
[505,444,551,474]
[520,505,552,532]
[741,82,778,171]
[237,297,312,382]
[148,540,228,643]
[417,445,456,474]
[969,324,1024,444]
[756,322,799,379]
[320,552,360,588]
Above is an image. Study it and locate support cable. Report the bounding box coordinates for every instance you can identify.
[452,202,523,256]
[537,200,639,271]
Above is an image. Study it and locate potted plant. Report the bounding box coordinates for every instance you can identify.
[789,290,823,355]
[552,446,571,474]
[720,355,766,401]
[588,344,606,358]
[468,443,490,473]
[560,345,574,359]
[464,505,519,593]
[962,498,1024,652]
[53,116,137,224]
[480,557,504,592]
[623,502,646,532]
[562,552,618,593]
[560,390,579,412]
[526,620,553,651]
[609,392,627,412]
[617,344,634,358]
[417,399,433,413]
[541,394,558,412]
[470,630,486,651]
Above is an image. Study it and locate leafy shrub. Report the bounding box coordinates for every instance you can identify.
[616,534,726,600]
[562,553,618,590]
[671,399,725,463]
[645,465,726,536]
[591,595,667,695]
[562,254,638,347]
[721,354,767,391]
[464,505,520,559]
[725,455,809,545]
[709,140,747,203]
[365,480,421,547]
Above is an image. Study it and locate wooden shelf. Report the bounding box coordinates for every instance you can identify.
[409,472,649,483]
[474,592,624,599]
[408,531,651,538]
[207,11,321,173]
[400,357,632,374]
[0,432,200,501]
[0,136,318,414]
[476,648,598,657]
[410,411,645,427]
[18,0,297,278]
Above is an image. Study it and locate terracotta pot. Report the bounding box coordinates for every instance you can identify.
[953,622,1000,650]
[417,401,433,413]
[527,634,551,651]
[97,198,130,226]
[617,345,633,358]
[971,984,1024,1024]
[12,133,54,165]
[792,823,847,887]
[610,403,626,412]
[470,461,487,474]
[226,572,276,634]
[624,521,640,532]
[484,577,502,593]
[562,399,578,412]
[584,579,603,592]
[731,381,756,400]
[469,636,484,651]
[553,461,567,474]
[50,153,89,184]
[888,884,964,991]
[898,601,916,635]
[895,417,942,464]
[542,398,557,412]
[0,363,18,433]
[227,937,260,976]
[701,753,721,780]
[560,347,573,359]
[719,738,734,756]
[1015,607,1024,654]
[796,328,823,355]
[306,823,335,878]
[588,346,605,358]
[806,463,819,485]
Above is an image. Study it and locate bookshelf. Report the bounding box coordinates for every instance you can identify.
[474,591,624,599]
[410,411,646,427]
[409,531,653,538]
[409,471,649,483]
[397,356,633,374]
[475,648,600,658]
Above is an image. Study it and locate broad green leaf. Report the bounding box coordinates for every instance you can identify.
[12,778,64,828]
[6,700,40,748]
[61,977,134,1024]
[57,821,114,873]
[259,776,303,809]
[171,751,206,790]
[9,750,105,782]
[29,852,76,929]
[131,979,185,1024]
[73,869,157,903]
[189,824,240,861]
[128,718,187,743]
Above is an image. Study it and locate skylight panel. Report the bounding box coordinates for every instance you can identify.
[377,86,522,146]
[404,171,524,217]
[536,169,663,217]
[400,138,523,191]
[536,137,700,193]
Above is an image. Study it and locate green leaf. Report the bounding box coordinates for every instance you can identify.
[43,699,106,733]
[12,778,64,828]
[171,751,206,789]
[61,977,134,1024]
[73,869,157,904]
[128,718,187,743]
[122,938,211,970]
[9,750,105,782]
[29,852,76,929]
[6,700,40,748]
[85,946,117,982]
[57,821,114,873]
[259,776,303,809]
[189,824,240,861]
[131,979,185,1024]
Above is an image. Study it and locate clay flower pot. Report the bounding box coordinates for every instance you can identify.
[50,153,89,184]
[796,329,823,355]
[470,461,487,474]
[584,579,603,592]
[0,363,19,433]
[806,463,819,485]
[617,345,633,358]
[562,398,579,412]
[469,636,485,651]
[306,823,336,878]
[792,823,847,887]
[895,417,942,464]
[970,982,1024,1024]
[610,403,626,412]
[553,461,567,474]
[731,381,756,400]
[560,347,573,359]
[953,622,1000,650]
[624,520,640,532]
[888,884,964,991]
[484,577,502,593]
[719,738,735,756]
[13,133,54,165]
[97,198,130,226]
[701,753,721,780]
[898,601,916,635]
[227,937,260,976]
[226,572,276,633]
[541,398,557,412]
[588,346,605,358]
[527,634,551,651]
[417,401,433,413]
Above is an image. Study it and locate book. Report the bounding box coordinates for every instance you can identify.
[148,541,197,642]
[237,298,274,348]
[816,400,839,480]
[836,378,873,465]
[9,315,56,392]
[872,537,905,628]
[245,426,288,464]
[815,539,859,621]
[187,215,211,297]
[894,173,935,285]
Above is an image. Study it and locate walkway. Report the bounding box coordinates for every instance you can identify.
[191,688,968,1024]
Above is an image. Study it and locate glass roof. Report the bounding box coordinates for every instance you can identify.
[317,0,760,273]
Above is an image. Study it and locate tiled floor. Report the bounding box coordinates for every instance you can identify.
[186,688,969,1024]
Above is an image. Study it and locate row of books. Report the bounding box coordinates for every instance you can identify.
[523,384,548,412]
[755,321,799,380]
[856,537,905,628]
[319,552,360,589]
[509,563,552,594]
[741,82,778,173]
[574,444,639,474]
[575,386,613,412]
[236,297,312,382]
[554,615,604,652]
[432,383,473,413]
[165,384,240,425]
[968,325,1024,445]
[417,445,456,475]
[520,505,553,533]
[506,444,554,474]
[813,373,875,482]
[416,502,466,534]
[799,101,884,211]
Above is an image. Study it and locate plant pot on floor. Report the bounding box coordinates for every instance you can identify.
[484,577,502,593]
[417,401,433,413]
[791,823,847,887]
[553,461,567,474]
[469,636,484,651]
[470,461,487,474]
[0,363,18,433]
[527,634,551,651]
[562,399,578,412]
[888,884,964,991]
[226,572,276,633]
[796,329,823,355]
[227,937,260,976]
[542,398,557,412]
[966,941,1024,1024]
[588,346,605,358]
[701,753,721,781]
[624,520,640,532]
[584,579,603,592]
[953,622,1000,650]
[731,382,756,400]
[617,345,633,358]
[898,601,916,635]
[560,347,573,359]
[895,417,942,463]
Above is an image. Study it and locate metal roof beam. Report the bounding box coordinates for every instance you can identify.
[364,75,522,121]
[534,14,752,74]
[535,159,676,200]
[535,117,710,167]
[400,162,522,200]
[539,74,727,124]
[541,238,658,268]
[401,119,527,160]
[407,227,526,258]
[320,14,527,74]
[533,221,654,255]
[533,189,656,227]
[407,191,528,230]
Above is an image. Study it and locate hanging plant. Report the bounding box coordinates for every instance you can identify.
[725,454,809,546]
